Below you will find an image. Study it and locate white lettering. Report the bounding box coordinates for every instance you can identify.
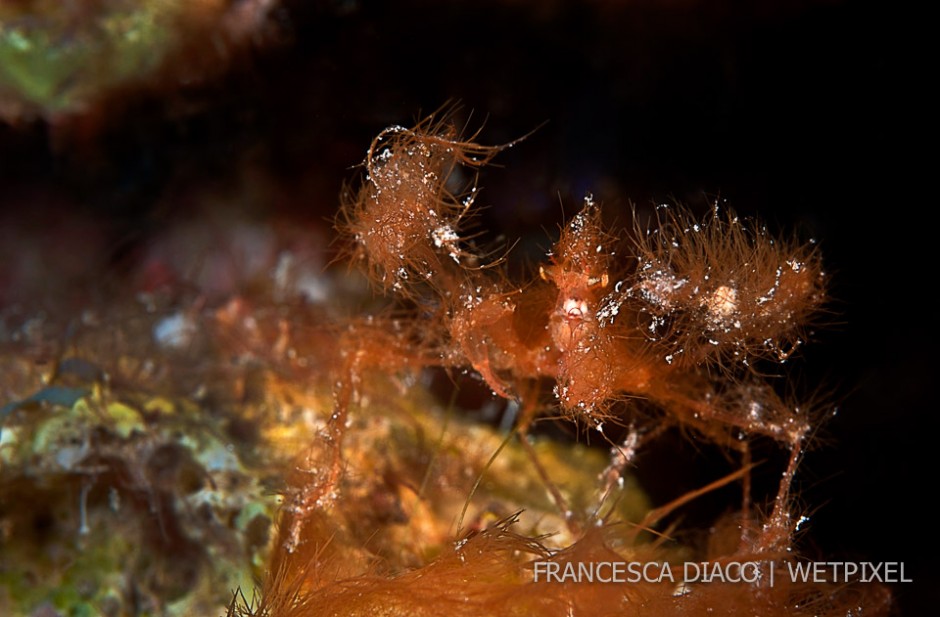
[786,561,913,584]
[533,560,912,585]
[684,562,762,584]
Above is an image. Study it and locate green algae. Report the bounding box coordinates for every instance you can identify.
[0,359,279,617]
[0,1,179,117]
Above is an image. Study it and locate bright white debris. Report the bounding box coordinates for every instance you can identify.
[153,312,198,349]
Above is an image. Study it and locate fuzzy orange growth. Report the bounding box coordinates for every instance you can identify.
[338,111,505,297]
[250,511,892,617]
[623,205,825,367]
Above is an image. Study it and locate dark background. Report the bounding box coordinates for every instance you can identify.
[0,0,926,613]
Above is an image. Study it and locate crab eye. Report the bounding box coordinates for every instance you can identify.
[563,298,589,320]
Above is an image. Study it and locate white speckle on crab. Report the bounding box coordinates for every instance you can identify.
[563,298,589,321]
